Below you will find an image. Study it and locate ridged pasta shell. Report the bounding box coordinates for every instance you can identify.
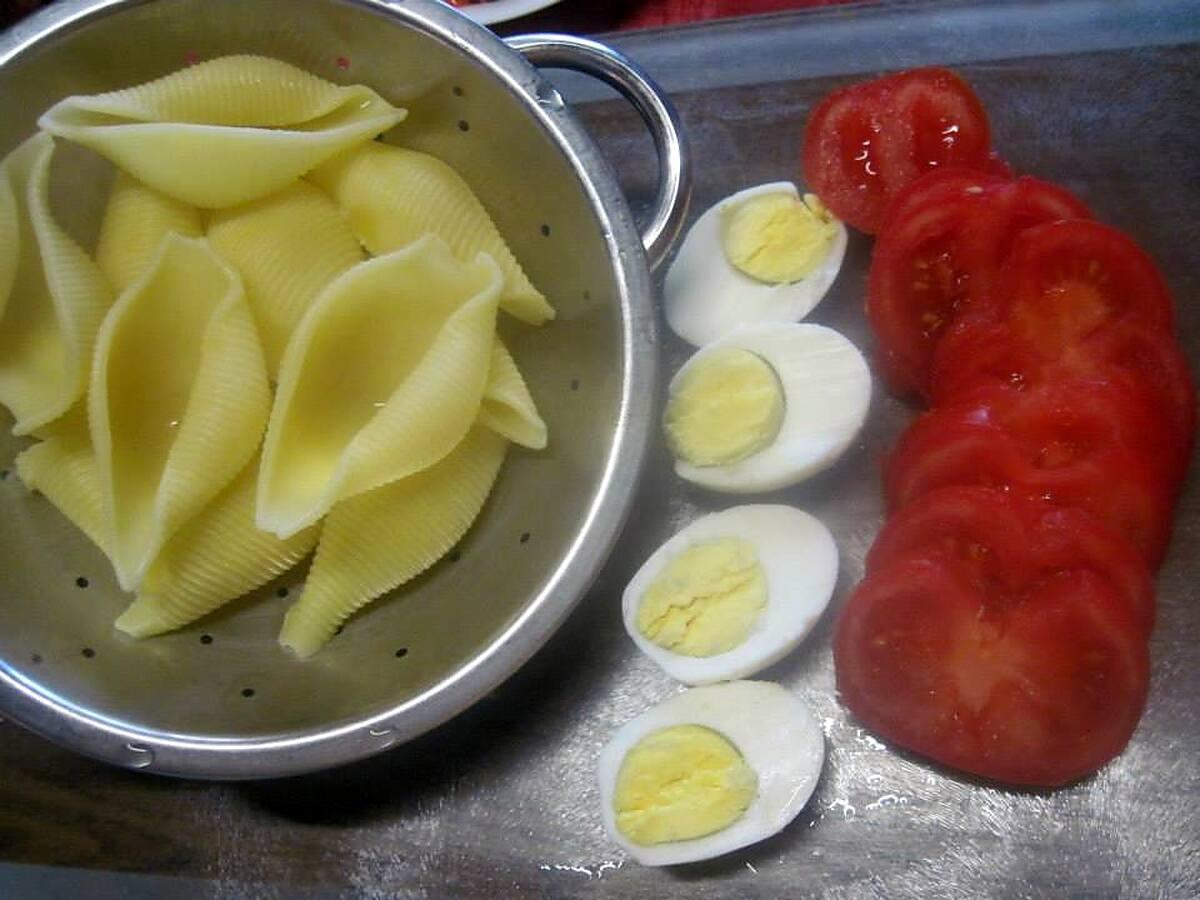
[257,235,501,538]
[479,339,547,449]
[207,180,364,378]
[279,425,508,658]
[40,55,406,209]
[0,134,113,435]
[309,142,554,325]
[95,171,203,293]
[15,413,107,552]
[115,460,320,638]
[90,233,270,590]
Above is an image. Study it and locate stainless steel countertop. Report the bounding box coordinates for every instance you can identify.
[2,2,1198,896]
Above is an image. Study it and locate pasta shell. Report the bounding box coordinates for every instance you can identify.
[0,134,113,435]
[15,414,107,552]
[90,233,270,590]
[279,425,508,658]
[257,235,501,538]
[95,171,203,293]
[309,142,554,325]
[40,55,406,209]
[479,339,547,449]
[115,460,320,638]
[207,180,364,378]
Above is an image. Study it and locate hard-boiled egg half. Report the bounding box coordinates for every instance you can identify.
[623,505,837,684]
[664,322,871,493]
[598,680,824,866]
[665,182,847,347]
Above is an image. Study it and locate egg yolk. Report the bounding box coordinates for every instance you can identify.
[664,348,784,467]
[722,192,838,284]
[636,539,767,657]
[614,725,758,846]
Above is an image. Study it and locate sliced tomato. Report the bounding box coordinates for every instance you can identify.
[834,556,1149,787]
[803,67,992,233]
[1004,221,1175,355]
[866,485,1154,634]
[883,393,1176,566]
[867,172,1091,397]
[931,319,1195,479]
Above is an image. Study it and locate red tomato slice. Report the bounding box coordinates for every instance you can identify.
[931,319,1195,479]
[803,68,992,233]
[867,172,1091,397]
[866,485,1155,634]
[883,393,1176,566]
[1004,220,1175,355]
[834,556,1149,787]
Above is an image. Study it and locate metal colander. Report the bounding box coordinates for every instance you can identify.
[0,0,689,778]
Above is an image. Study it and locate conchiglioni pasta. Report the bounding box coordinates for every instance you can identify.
[115,460,320,638]
[257,235,501,538]
[0,134,112,435]
[309,142,554,325]
[479,339,547,450]
[279,425,508,659]
[90,233,270,590]
[15,414,106,551]
[207,180,364,377]
[39,55,406,209]
[95,171,203,293]
[6,56,555,658]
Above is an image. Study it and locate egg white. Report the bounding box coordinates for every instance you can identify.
[623,505,838,685]
[597,681,825,867]
[671,322,871,493]
[664,182,848,348]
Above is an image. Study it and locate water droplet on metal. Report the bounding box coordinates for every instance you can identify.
[368,726,397,747]
[124,742,154,769]
[534,80,565,111]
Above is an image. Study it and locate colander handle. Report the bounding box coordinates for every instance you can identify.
[506,33,691,270]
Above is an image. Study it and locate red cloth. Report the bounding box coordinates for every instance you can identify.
[618,0,849,29]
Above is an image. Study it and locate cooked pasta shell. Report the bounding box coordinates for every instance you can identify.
[95,171,203,292]
[257,235,501,539]
[0,134,113,435]
[479,339,547,450]
[40,55,406,209]
[309,142,553,325]
[115,460,320,638]
[207,180,364,377]
[0,160,16,322]
[90,233,270,590]
[15,414,106,552]
[279,425,508,658]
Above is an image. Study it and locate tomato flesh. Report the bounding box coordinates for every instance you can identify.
[866,485,1155,634]
[803,68,992,233]
[867,172,1091,397]
[883,388,1176,567]
[834,556,1149,787]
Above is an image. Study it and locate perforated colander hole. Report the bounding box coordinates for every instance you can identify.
[394,647,408,659]
[75,576,89,589]
[570,378,580,391]
[276,586,289,598]
[30,654,42,664]
[200,634,213,645]
[540,224,551,237]
[457,120,470,132]
[241,688,256,698]
[520,532,531,544]
[452,85,464,97]
[81,648,95,659]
